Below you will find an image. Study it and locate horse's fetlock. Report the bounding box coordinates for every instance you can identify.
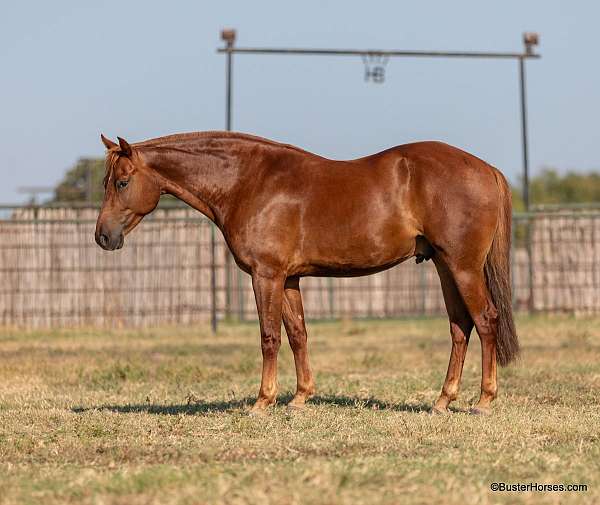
[442,385,459,401]
[483,381,498,400]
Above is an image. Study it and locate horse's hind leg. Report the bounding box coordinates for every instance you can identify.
[432,258,474,414]
[449,267,499,415]
[282,277,315,408]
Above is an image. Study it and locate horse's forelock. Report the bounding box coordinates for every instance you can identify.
[103,150,120,189]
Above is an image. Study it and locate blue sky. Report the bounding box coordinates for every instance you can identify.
[1,1,598,203]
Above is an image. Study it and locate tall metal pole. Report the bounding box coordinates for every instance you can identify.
[520,54,534,312]
[223,29,235,131]
[221,29,243,322]
[519,32,539,211]
[519,56,530,212]
[520,33,538,313]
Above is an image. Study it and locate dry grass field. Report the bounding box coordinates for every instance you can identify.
[0,316,599,505]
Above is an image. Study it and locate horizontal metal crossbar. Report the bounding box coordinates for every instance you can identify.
[217,47,540,60]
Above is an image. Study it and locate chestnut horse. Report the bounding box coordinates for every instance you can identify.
[95,131,518,415]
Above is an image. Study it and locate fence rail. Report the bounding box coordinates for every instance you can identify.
[0,206,598,328]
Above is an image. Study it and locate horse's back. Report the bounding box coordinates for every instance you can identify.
[296,140,503,270]
[230,139,503,276]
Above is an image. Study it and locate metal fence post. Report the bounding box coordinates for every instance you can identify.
[526,213,535,313]
[420,264,427,316]
[224,252,232,320]
[519,56,530,212]
[238,271,245,321]
[510,215,517,310]
[328,278,335,318]
[210,223,218,333]
[222,29,236,321]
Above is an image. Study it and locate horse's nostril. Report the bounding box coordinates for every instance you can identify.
[99,234,109,247]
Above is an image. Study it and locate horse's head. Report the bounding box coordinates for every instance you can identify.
[95,134,161,251]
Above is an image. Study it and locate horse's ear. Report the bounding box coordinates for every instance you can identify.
[117,136,132,157]
[101,134,118,150]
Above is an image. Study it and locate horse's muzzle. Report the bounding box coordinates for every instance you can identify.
[95,230,124,251]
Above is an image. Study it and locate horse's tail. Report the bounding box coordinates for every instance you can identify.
[484,169,519,366]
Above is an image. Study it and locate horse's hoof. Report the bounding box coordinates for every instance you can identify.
[430,406,449,415]
[469,406,491,416]
[287,401,307,412]
[248,402,274,417]
[248,408,268,417]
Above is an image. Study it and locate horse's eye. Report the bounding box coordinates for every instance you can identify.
[117,180,129,190]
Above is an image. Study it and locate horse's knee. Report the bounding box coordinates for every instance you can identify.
[261,330,281,358]
[288,329,306,351]
[288,335,302,353]
[285,316,306,352]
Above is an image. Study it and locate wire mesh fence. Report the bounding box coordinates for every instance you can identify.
[0,205,598,328]
[514,211,600,314]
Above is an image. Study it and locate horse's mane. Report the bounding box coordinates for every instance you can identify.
[133,131,312,156]
[103,131,319,184]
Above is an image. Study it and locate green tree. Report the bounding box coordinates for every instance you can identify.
[511,167,600,210]
[53,158,105,203]
[533,168,600,204]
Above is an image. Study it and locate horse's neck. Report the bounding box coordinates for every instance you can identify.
[141,144,245,225]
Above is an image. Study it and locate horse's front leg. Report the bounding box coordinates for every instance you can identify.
[250,270,285,413]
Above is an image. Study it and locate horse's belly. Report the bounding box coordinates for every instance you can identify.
[294,231,417,277]
[301,255,413,277]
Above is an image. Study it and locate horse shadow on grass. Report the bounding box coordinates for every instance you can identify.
[72,393,435,416]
